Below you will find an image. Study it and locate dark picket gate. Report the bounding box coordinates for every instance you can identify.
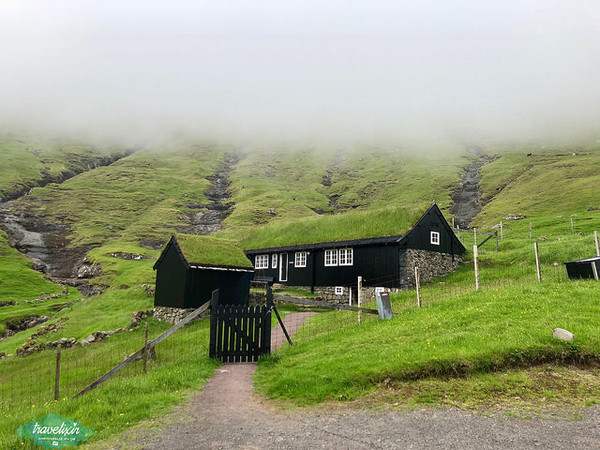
[209,289,272,362]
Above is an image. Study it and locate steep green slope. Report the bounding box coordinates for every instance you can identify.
[473,142,600,230]
[0,134,130,202]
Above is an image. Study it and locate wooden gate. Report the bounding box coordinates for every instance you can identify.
[209,290,272,362]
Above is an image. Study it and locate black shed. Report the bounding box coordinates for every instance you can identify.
[564,256,600,280]
[153,235,255,308]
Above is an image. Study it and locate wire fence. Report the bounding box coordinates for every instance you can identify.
[0,315,209,411]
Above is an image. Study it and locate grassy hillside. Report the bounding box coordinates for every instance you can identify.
[1,137,600,447]
[0,134,129,202]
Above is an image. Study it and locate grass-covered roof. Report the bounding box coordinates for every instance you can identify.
[224,204,430,250]
[173,234,253,268]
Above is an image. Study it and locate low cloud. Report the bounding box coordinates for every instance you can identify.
[1,1,599,145]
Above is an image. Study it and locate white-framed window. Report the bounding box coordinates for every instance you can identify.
[430,231,440,245]
[335,286,344,295]
[339,248,353,266]
[325,249,338,266]
[295,252,307,268]
[271,254,278,269]
[255,254,269,269]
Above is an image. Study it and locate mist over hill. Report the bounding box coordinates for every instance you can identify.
[1,1,599,145]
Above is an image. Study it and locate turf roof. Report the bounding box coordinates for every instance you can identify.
[172,234,253,268]
[236,204,430,250]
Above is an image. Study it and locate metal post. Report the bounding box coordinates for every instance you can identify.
[500,221,504,240]
[592,262,599,280]
[473,245,480,291]
[357,276,363,324]
[495,231,499,252]
[529,221,533,239]
[415,267,422,308]
[571,218,574,235]
[54,344,62,401]
[595,231,600,257]
[535,242,542,283]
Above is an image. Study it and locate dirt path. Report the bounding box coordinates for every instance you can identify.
[96,311,600,449]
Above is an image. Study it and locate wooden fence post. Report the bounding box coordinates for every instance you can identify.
[357,276,363,324]
[534,242,542,283]
[571,218,574,235]
[595,231,600,257]
[500,221,504,240]
[474,228,477,246]
[209,289,220,359]
[473,245,480,291]
[457,225,461,241]
[54,344,61,401]
[143,322,149,374]
[415,267,422,308]
[496,231,499,252]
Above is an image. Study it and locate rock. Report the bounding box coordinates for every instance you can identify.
[578,232,585,237]
[553,328,574,342]
[77,262,101,279]
[267,208,277,215]
[588,206,599,211]
[504,214,526,221]
[80,340,90,347]
[539,236,549,242]
[86,334,95,343]
[141,284,155,297]
[0,352,5,359]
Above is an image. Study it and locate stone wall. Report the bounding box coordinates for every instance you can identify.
[153,306,209,324]
[403,249,463,286]
[272,285,399,304]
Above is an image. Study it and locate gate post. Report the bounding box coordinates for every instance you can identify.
[209,289,220,359]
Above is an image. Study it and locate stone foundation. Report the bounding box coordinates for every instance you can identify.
[153,306,209,324]
[274,285,399,304]
[404,249,463,286]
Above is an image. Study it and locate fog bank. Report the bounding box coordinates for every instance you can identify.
[1,1,599,144]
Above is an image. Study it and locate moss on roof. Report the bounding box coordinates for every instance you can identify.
[223,204,430,250]
[174,234,253,268]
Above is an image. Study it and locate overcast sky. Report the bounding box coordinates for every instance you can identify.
[1,1,599,143]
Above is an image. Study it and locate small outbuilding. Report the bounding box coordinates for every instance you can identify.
[153,234,255,310]
[564,256,600,280]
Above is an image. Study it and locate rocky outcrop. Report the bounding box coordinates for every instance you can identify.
[179,152,239,235]
[2,314,49,339]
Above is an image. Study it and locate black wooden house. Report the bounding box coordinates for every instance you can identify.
[154,235,254,308]
[245,203,466,291]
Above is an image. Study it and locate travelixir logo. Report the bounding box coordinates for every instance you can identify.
[17,414,94,449]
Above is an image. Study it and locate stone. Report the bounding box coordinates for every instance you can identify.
[588,206,599,211]
[505,214,526,221]
[553,328,574,342]
[87,334,95,342]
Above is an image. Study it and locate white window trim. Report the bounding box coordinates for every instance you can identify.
[271,254,278,269]
[325,249,338,266]
[430,231,440,245]
[335,286,344,295]
[339,248,354,266]
[295,252,307,268]
[255,254,269,269]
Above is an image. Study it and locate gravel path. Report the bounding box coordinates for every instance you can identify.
[108,312,600,449]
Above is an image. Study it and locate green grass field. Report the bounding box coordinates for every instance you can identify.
[1,136,600,446]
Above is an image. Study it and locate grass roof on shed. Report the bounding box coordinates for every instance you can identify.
[174,234,253,268]
[225,204,430,250]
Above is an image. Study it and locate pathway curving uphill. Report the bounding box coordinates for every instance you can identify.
[451,149,493,229]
